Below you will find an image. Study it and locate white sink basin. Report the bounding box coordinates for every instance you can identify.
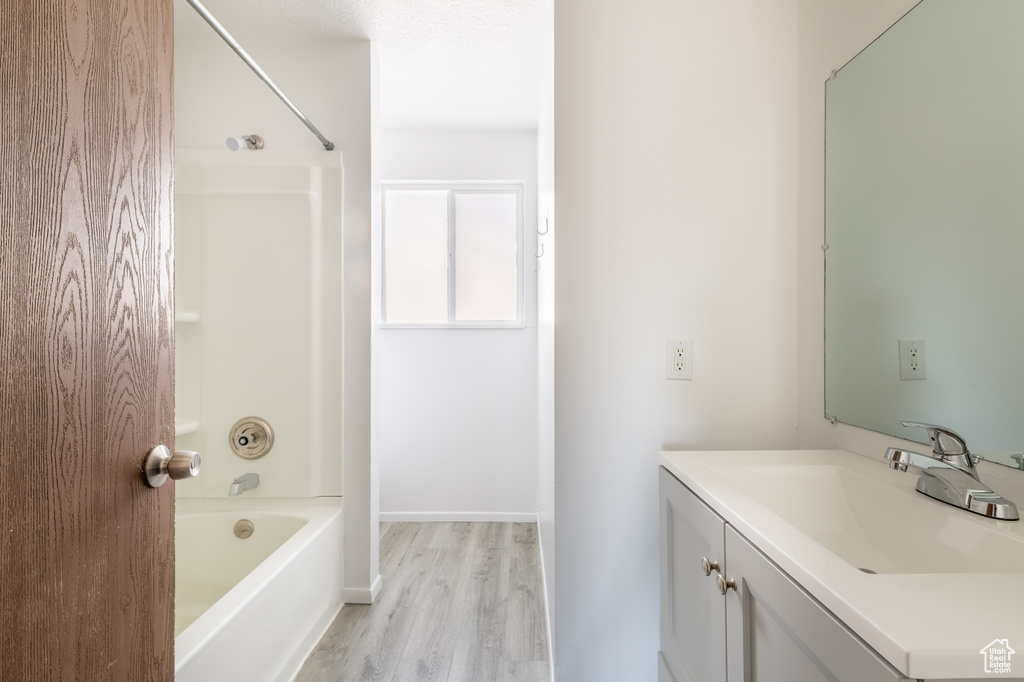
[708,462,1024,574]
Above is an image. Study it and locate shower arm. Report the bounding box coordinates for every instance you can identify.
[183,0,336,151]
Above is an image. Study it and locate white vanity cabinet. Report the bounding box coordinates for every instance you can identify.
[659,466,909,682]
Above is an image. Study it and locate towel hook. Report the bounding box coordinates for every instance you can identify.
[533,242,545,272]
[538,217,550,236]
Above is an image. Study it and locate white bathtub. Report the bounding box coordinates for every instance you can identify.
[175,498,344,682]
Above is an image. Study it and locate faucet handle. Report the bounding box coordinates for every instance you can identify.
[897,421,969,457]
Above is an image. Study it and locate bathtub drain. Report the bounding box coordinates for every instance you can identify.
[234,519,255,539]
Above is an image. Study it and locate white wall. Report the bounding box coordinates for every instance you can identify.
[376,130,539,518]
[553,0,799,679]
[175,38,378,598]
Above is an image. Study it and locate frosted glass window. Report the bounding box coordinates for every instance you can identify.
[455,193,518,322]
[383,190,448,324]
[382,184,522,326]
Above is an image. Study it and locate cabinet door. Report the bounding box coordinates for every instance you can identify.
[723,526,908,682]
[660,467,727,682]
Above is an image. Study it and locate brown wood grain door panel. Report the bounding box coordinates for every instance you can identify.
[0,0,175,679]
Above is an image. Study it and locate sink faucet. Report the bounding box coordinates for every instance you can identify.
[885,421,1018,520]
[229,472,260,497]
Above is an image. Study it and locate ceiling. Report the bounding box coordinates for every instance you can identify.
[174,0,545,130]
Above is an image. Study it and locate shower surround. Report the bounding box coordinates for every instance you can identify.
[173,149,344,680]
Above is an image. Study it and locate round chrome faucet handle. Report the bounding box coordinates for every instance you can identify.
[896,421,969,456]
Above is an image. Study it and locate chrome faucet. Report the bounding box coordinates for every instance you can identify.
[228,472,260,497]
[885,421,1018,520]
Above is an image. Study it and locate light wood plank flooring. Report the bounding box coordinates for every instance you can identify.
[295,522,550,682]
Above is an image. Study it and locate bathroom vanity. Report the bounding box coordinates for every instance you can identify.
[658,450,1024,682]
[659,4,1024,680]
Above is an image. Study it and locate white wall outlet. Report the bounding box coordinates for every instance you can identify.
[898,338,927,380]
[666,339,694,380]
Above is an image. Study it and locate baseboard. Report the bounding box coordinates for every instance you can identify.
[379,511,539,523]
[342,574,382,605]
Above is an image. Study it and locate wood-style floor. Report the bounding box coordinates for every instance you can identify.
[295,522,550,682]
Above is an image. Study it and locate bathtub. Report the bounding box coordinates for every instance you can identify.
[174,497,344,682]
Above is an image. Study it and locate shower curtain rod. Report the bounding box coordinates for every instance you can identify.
[184,0,336,151]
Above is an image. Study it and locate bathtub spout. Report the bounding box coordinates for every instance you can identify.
[229,473,260,497]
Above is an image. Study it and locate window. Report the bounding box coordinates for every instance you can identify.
[382,184,523,326]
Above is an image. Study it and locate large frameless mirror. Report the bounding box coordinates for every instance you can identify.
[825,0,1024,469]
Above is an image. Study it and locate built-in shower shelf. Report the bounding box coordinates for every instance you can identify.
[175,420,201,436]
[175,311,201,324]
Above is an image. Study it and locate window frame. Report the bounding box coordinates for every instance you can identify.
[380,181,525,329]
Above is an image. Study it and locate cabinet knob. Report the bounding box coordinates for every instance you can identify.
[701,557,720,576]
[716,574,737,595]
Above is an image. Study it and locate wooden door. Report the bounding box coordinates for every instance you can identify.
[0,0,175,679]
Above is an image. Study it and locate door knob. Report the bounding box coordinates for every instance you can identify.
[145,445,201,487]
[716,574,737,595]
[701,557,720,576]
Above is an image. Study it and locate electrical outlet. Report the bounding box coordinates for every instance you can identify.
[666,339,694,380]
[898,338,927,380]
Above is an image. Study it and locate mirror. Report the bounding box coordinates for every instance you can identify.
[825,0,1024,469]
